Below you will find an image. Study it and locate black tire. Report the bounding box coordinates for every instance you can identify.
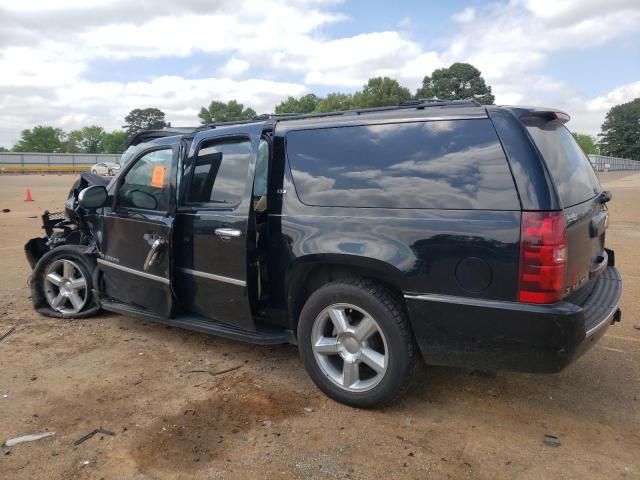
[30,245,101,319]
[297,278,416,408]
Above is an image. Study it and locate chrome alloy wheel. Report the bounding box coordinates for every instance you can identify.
[311,303,388,392]
[43,259,88,314]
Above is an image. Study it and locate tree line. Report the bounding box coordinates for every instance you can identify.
[4,62,639,160]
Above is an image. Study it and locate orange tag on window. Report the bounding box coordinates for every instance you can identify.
[150,166,166,188]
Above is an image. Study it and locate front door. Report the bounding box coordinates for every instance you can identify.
[95,142,179,317]
[174,124,264,330]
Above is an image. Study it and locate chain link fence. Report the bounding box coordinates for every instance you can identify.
[588,155,640,172]
[0,152,121,174]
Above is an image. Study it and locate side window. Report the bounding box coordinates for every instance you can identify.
[187,137,250,207]
[286,119,519,210]
[117,148,172,211]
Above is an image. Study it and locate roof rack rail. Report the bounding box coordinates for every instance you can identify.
[254,98,484,124]
[138,98,486,140]
[399,98,482,107]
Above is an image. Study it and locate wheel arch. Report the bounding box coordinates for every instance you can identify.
[284,254,407,331]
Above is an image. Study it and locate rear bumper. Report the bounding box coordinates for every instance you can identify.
[405,266,622,373]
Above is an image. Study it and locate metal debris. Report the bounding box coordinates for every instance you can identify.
[182,365,243,376]
[543,434,561,447]
[73,427,115,446]
[0,326,15,343]
[4,431,55,447]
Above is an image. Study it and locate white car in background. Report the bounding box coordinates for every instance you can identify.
[90,162,121,176]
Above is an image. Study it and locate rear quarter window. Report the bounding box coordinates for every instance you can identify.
[286,119,519,210]
[524,121,601,207]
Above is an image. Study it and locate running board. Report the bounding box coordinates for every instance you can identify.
[101,301,294,345]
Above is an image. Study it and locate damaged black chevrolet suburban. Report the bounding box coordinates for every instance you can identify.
[25,100,622,407]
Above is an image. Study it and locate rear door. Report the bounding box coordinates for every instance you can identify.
[96,141,180,317]
[174,124,263,330]
[523,118,607,296]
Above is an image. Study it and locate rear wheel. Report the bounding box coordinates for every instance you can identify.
[31,246,100,319]
[298,279,416,408]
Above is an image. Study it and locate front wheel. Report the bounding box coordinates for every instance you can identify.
[297,279,416,408]
[31,246,101,319]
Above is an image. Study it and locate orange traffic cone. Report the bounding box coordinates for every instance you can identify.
[24,189,34,202]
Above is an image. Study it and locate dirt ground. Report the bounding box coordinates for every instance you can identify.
[0,173,639,480]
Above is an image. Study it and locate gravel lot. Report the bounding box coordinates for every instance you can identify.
[1,172,639,480]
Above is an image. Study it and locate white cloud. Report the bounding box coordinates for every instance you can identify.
[441,1,640,134]
[569,80,640,134]
[0,0,638,147]
[452,7,475,23]
[0,74,308,146]
[302,32,424,87]
[219,58,250,77]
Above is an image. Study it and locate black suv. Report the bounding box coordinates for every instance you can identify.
[25,100,622,407]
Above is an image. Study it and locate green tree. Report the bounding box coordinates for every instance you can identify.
[274,94,320,114]
[415,63,495,104]
[599,98,640,159]
[571,132,599,155]
[101,131,130,154]
[60,130,83,153]
[198,100,256,124]
[123,108,167,135]
[13,126,64,152]
[314,93,354,113]
[79,126,105,153]
[63,126,105,153]
[352,77,412,109]
[0,146,8,152]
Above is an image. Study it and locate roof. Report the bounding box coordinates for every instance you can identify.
[126,100,570,145]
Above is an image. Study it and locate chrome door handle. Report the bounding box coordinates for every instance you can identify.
[143,238,166,271]
[215,228,242,240]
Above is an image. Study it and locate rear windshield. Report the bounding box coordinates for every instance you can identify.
[524,121,601,207]
[286,119,519,210]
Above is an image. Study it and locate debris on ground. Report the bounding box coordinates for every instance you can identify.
[633,324,640,330]
[304,407,314,413]
[2,208,10,213]
[4,431,55,447]
[182,365,243,376]
[543,434,561,447]
[0,325,15,343]
[73,427,115,446]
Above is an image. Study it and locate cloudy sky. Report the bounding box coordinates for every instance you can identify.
[1,0,639,148]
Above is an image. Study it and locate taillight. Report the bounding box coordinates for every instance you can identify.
[518,211,567,304]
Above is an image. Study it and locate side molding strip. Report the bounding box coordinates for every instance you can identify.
[177,267,246,287]
[97,258,170,285]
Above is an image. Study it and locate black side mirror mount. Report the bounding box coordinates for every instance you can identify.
[78,185,108,210]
